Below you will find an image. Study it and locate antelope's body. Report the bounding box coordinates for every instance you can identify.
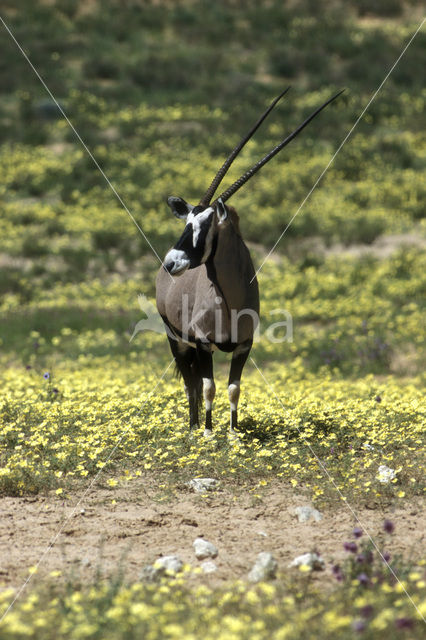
[156,88,342,436]
[157,204,258,436]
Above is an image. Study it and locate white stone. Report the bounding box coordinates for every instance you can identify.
[377,465,396,484]
[139,555,183,582]
[139,565,161,582]
[201,560,217,574]
[248,552,277,582]
[294,506,323,523]
[193,537,218,560]
[187,478,219,493]
[288,552,325,571]
[154,555,183,574]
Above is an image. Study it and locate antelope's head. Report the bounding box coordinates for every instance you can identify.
[163,198,229,275]
[162,87,343,277]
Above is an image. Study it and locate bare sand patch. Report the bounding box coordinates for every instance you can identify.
[0,478,424,590]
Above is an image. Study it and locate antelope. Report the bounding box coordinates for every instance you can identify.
[156,89,342,437]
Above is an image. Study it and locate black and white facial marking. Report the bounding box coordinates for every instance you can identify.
[163,197,228,276]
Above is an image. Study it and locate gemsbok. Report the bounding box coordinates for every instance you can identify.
[156,88,342,437]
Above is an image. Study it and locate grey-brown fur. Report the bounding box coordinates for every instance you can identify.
[156,205,258,437]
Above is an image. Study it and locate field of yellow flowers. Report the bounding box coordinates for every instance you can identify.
[0,0,425,637]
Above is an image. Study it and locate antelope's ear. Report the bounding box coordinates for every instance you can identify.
[167,196,194,220]
[215,198,228,224]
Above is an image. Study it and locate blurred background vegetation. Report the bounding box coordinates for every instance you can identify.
[0,0,425,375]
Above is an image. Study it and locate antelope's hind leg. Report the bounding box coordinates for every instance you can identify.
[228,341,252,436]
[167,336,200,430]
[196,344,215,438]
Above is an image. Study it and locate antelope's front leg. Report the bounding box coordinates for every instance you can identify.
[228,341,252,435]
[166,337,200,429]
[196,344,215,438]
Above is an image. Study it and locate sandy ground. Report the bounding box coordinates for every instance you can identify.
[0,478,424,591]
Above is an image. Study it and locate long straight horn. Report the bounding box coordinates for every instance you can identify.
[199,87,291,207]
[215,90,344,204]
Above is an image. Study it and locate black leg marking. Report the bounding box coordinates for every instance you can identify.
[230,409,237,431]
[205,408,213,432]
[196,343,215,436]
[228,340,252,434]
[166,335,200,429]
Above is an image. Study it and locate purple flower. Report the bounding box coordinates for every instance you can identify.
[375,395,382,403]
[360,605,374,619]
[332,564,343,581]
[25,365,32,370]
[43,372,50,380]
[330,447,334,454]
[353,527,363,538]
[357,572,370,586]
[383,519,394,534]
[52,388,59,394]
[383,551,391,562]
[356,553,366,564]
[344,541,358,553]
[352,620,366,632]
[395,617,414,630]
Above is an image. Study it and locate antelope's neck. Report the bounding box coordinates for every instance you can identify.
[208,223,258,313]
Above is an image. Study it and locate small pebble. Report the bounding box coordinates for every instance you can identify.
[154,555,183,573]
[139,565,161,582]
[288,552,325,571]
[294,506,323,523]
[248,552,277,582]
[377,465,396,484]
[193,537,218,560]
[139,555,183,582]
[187,478,219,493]
[201,561,217,574]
